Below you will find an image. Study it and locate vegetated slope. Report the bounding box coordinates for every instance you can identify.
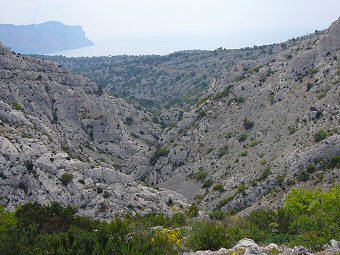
[42,46,284,111]
[0,43,187,219]
[126,18,340,212]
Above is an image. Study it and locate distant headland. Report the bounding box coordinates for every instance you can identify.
[0,21,94,54]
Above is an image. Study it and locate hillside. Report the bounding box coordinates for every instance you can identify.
[0,43,186,219]
[1,17,339,219]
[127,17,340,212]
[0,21,93,54]
[42,32,325,112]
[43,18,340,214]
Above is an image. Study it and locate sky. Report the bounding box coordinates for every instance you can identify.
[0,0,339,55]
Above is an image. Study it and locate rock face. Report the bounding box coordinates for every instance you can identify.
[0,42,187,219]
[184,238,340,255]
[0,21,94,54]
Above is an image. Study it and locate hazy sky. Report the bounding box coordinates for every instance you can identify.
[0,0,339,55]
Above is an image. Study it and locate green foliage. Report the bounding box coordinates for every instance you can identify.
[11,102,24,111]
[195,170,208,181]
[236,183,246,194]
[0,206,17,234]
[282,187,340,250]
[185,205,199,218]
[314,129,328,142]
[213,183,224,192]
[198,109,207,118]
[249,139,260,147]
[217,145,229,158]
[1,188,339,253]
[150,146,170,166]
[330,156,340,168]
[214,85,233,100]
[60,173,74,186]
[258,166,272,181]
[186,221,229,251]
[238,134,248,142]
[317,90,327,100]
[288,126,297,134]
[202,178,214,189]
[240,151,248,157]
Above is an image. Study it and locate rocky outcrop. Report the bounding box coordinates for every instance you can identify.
[0,42,187,218]
[184,238,340,255]
[317,17,340,57]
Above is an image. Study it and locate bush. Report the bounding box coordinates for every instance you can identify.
[213,184,224,192]
[240,151,248,157]
[186,221,229,251]
[243,118,254,130]
[330,156,340,168]
[238,134,248,142]
[1,188,339,253]
[11,102,24,111]
[258,166,271,181]
[282,187,340,250]
[217,145,228,158]
[0,206,17,234]
[195,170,208,181]
[150,146,170,166]
[60,173,74,185]
[202,178,214,189]
[314,129,328,142]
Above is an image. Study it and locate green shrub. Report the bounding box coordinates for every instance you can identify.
[217,145,228,158]
[150,146,170,166]
[237,183,246,194]
[314,129,328,142]
[330,156,340,168]
[288,126,297,134]
[195,170,208,181]
[213,184,224,192]
[0,206,17,234]
[249,139,260,147]
[317,91,327,100]
[202,178,214,189]
[186,221,229,251]
[258,166,271,181]
[11,102,24,111]
[60,173,74,185]
[282,187,340,250]
[240,151,248,157]
[185,205,199,218]
[215,85,233,100]
[209,210,226,220]
[238,134,248,142]
[306,163,316,173]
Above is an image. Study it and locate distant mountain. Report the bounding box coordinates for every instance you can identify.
[0,21,94,54]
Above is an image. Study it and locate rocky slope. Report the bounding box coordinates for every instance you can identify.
[0,43,187,219]
[125,18,340,212]
[1,17,339,218]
